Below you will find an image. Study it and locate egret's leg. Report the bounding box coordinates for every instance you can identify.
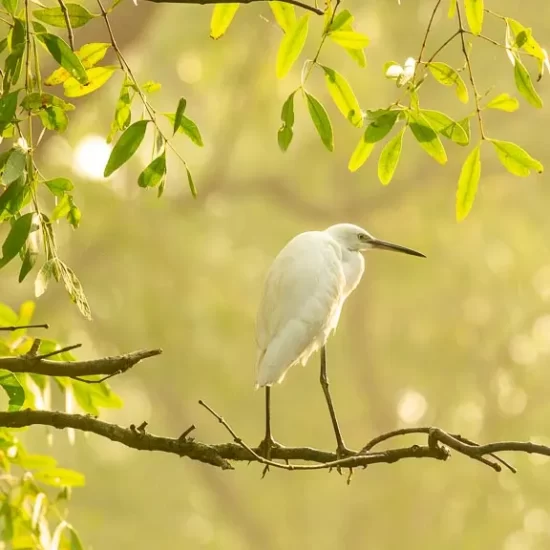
[258,387,278,460]
[319,346,350,457]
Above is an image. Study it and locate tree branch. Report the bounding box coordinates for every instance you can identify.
[0,348,162,378]
[144,0,325,16]
[3,409,550,477]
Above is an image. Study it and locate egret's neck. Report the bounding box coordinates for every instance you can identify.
[340,248,365,299]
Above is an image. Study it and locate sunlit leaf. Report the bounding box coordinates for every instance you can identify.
[0,371,25,410]
[328,30,369,49]
[37,33,89,85]
[0,177,27,219]
[276,14,309,79]
[486,93,519,112]
[490,139,543,177]
[327,9,353,32]
[173,97,187,135]
[456,143,481,221]
[269,1,296,33]
[407,111,447,164]
[164,112,203,146]
[464,0,483,35]
[59,261,91,319]
[35,467,85,487]
[428,62,468,103]
[33,4,96,28]
[44,42,110,85]
[104,120,149,177]
[321,65,362,127]
[186,166,197,198]
[138,151,166,188]
[304,91,333,151]
[35,259,56,298]
[2,0,17,15]
[210,3,239,39]
[44,177,73,197]
[0,91,19,123]
[377,127,404,185]
[38,105,68,132]
[21,92,74,112]
[2,148,26,185]
[513,57,543,108]
[348,111,399,172]
[19,232,39,282]
[141,80,161,93]
[63,66,117,97]
[420,109,469,145]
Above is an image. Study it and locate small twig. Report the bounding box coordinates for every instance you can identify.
[425,30,460,65]
[0,323,49,331]
[33,343,82,360]
[145,0,324,15]
[179,424,196,441]
[456,2,486,139]
[56,0,75,50]
[415,0,443,69]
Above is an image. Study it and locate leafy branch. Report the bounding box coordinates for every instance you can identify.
[146,0,324,15]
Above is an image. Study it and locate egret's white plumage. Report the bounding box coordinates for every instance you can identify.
[255,224,371,388]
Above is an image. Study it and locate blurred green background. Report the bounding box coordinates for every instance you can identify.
[3,0,550,547]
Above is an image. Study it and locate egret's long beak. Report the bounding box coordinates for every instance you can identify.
[370,238,426,258]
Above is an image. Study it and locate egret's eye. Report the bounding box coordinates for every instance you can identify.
[358,233,368,242]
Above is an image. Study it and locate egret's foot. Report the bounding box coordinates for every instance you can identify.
[332,444,355,474]
[257,437,282,478]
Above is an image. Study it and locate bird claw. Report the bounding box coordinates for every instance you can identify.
[334,445,355,475]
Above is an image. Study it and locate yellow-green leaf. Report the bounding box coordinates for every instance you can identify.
[328,30,369,50]
[278,91,295,152]
[210,4,239,40]
[378,127,404,185]
[456,143,481,221]
[321,65,362,127]
[348,111,398,172]
[104,120,149,177]
[513,57,543,108]
[63,66,116,97]
[305,92,333,151]
[490,139,543,177]
[37,33,88,85]
[269,1,296,33]
[485,93,519,112]
[420,109,469,146]
[44,42,110,85]
[276,14,309,79]
[428,62,468,103]
[33,4,96,28]
[464,0,483,35]
[407,111,448,164]
[138,151,166,188]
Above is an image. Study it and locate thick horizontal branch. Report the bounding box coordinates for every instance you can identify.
[145,0,324,16]
[0,349,162,379]
[2,410,549,475]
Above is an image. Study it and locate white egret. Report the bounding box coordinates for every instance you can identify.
[255,223,425,458]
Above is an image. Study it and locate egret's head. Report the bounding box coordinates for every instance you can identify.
[325,223,426,258]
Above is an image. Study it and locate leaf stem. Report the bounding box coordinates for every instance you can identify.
[56,0,75,50]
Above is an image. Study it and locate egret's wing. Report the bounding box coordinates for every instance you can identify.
[255,233,344,386]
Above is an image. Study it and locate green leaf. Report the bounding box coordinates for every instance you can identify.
[490,139,543,177]
[210,3,239,39]
[173,97,187,135]
[377,127,404,185]
[1,0,17,15]
[0,371,25,410]
[407,111,448,164]
[138,152,166,188]
[327,9,353,32]
[276,14,309,79]
[328,30,369,50]
[278,91,295,152]
[2,148,26,185]
[513,57,542,108]
[141,80,161,93]
[321,65,363,127]
[0,177,26,219]
[269,1,296,33]
[45,177,74,196]
[35,259,56,298]
[506,18,546,61]
[0,91,19,123]
[456,143,482,221]
[21,92,74,112]
[104,120,149,177]
[68,525,84,550]
[304,92,333,151]
[19,233,39,282]
[35,467,85,487]
[38,105,68,132]
[485,93,519,112]
[186,166,197,198]
[0,213,36,268]
[464,0,483,35]
[428,62,468,103]
[37,33,89,85]
[165,113,203,146]
[419,109,469,146]
[44,42,110,85]
[63,66,117,97]
[33,4,96,28]
[348,111,399,172]
[59,261,91,319]
[345,47,367,68]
